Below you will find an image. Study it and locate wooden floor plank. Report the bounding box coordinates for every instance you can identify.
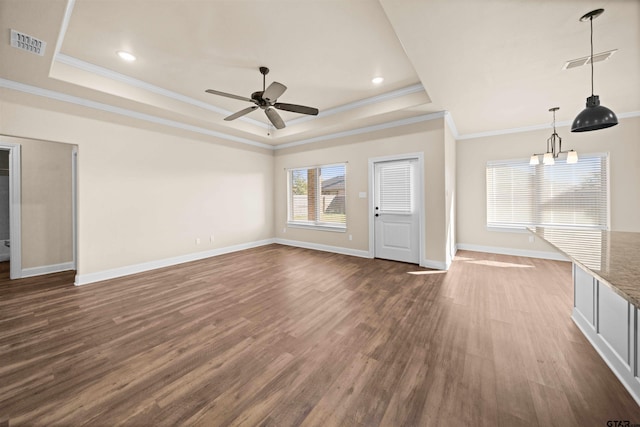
[1,245,639,426]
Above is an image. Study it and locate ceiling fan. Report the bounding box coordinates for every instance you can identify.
[205,66,319,129]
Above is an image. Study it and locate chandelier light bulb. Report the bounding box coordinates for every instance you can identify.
[567,150,579,164]
[543,153,555,165]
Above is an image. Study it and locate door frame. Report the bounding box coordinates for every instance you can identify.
[0,135,78,279]
[72,146,78,270]
[368,152,424,266]
[0,140,22,279]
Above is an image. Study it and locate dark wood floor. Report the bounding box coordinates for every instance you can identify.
[1,245,639,426]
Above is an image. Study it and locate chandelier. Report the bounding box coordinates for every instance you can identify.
[530,107,578,165]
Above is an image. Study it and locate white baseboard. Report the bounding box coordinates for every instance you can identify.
[274,238,371,259]
[276,238,452,271]
[53,240,568,286]
[422,259,448,270]
[456,243,569,261]
[22,261,75,278]
[74,239,275,286]
[572,309,640,407]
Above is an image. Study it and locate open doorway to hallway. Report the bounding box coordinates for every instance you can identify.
[0,135,76,280]
[0,150,10,266]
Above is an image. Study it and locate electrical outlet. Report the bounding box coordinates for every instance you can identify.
[196,238,201,245]
[349,234,353,241]
[283,228,287,233]
[528,235,535,243]
[210,234,215,243]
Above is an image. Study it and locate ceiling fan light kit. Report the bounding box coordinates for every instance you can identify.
[571,8,618,133]
[205,66,319,130]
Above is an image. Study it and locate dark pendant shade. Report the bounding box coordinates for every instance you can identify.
[571,95,619,132]
[571,9,618,133]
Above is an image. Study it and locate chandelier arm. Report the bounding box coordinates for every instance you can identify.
[558,135,562,156]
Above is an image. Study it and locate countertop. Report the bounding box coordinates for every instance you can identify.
[528,227,640,307]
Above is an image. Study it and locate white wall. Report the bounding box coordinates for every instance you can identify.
[20,137,74,268]
[274,118,450,268]
[444,118,456,265]
[14,84,626,278]
[456,115,640,255]
[0,98,274,280]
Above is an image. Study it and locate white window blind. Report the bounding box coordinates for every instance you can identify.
[486,153,608,230]
[288,163,346,229]
[486,161,533,227]
[536,228,606,270]
[378,161,413,213]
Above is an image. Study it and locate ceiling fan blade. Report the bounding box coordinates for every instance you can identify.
[224,106,258,121]
[262,82,287,102]
[265,107,286,129]
[274,103,319,116]
[205,89,252,103]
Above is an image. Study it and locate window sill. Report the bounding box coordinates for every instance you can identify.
[287,223,347,233]
[486,226,529,234]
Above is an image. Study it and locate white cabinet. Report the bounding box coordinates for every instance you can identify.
[574,264,595,326]
[597,283,631,367]
[572,263,640,404]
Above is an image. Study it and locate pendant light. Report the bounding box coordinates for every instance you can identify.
[571,8,618,132]
[530,107,578,165]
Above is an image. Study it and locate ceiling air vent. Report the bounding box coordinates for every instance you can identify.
[10,29,46,56]
[563,49,617,70]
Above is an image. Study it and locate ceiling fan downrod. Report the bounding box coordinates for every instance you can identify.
[259,66,269,92]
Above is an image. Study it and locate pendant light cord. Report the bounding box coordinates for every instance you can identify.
[590,16,594,96]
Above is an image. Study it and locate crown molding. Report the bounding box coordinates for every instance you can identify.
[0,78,273,150]
[443,110,458,138]
[53,55,425,132]
[457,111,640,141]
[286,83,425,126]
[618,110,640,120]
[1,78,446,152]
[457,121,559,140]
[5,75,638,151]
[54,53,269,129]
[52,0,75,58]
[274,111,446,150]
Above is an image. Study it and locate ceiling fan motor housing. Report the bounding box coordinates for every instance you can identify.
[251,91,269,108]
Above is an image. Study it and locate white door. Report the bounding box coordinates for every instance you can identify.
[374,159,420,264]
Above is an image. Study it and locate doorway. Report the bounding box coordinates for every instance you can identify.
[0,150,10,263]
[0,141,21,279]
[369,154,423,265]
[0,135,76,280]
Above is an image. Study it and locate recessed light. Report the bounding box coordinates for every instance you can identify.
[117,51,136,62]
[371,76,384,85]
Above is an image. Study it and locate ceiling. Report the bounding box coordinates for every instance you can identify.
[1,0,638,149]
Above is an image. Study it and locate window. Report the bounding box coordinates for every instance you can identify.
[377,161,413,213]
[288,163,346,230]
[486,153,608,230]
